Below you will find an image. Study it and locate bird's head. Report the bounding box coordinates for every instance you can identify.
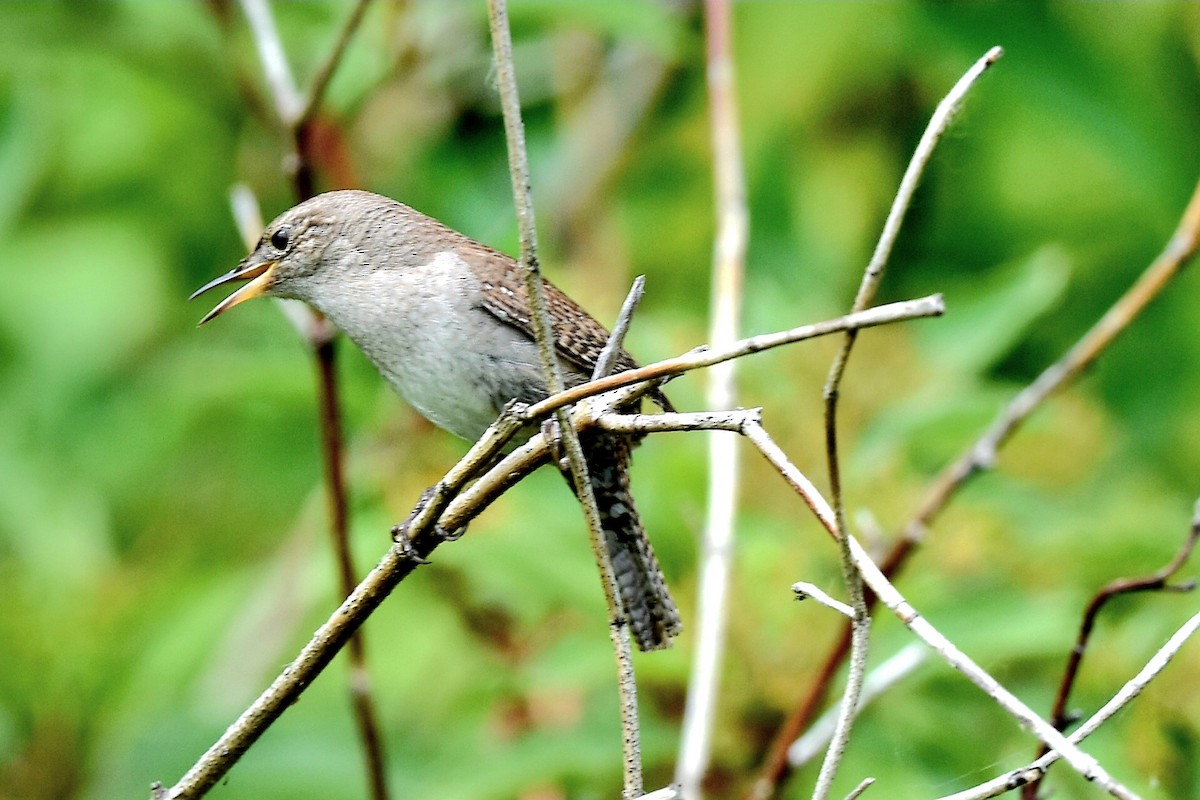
[190,190,380,324]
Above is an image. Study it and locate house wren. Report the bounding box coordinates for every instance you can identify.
[191,189,682,651]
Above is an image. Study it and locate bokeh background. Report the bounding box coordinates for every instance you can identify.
[2,2,1200,799]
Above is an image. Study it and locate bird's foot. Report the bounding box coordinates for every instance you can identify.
[389,523,430,564]
[390,486,469,562]
[541,416,570,471]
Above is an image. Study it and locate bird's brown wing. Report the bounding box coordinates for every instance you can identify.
[459,239,641,378]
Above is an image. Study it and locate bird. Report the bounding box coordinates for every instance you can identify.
[191,189,682,651]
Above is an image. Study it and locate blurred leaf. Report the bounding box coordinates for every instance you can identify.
[919,245,1071,376]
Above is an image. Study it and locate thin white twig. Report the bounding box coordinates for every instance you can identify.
[238,0,303,124]
[850,46,1002,317]
[843,778,875,800]
[596,409,760,436]
[791,582,855,620]
[788,644,926,767]
[848,536,1137,799]
[639,785,683,800]
[678,2,747,792]
[938,610,1200,800]
[228,183,264,249]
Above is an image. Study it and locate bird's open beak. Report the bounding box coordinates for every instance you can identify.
[190,256,279,325]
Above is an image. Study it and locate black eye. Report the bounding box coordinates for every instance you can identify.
[269,227,291,252]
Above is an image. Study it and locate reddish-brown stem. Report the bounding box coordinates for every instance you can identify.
[1021,511,1199,799]
[221,2,390,797]
[315,336,390,800]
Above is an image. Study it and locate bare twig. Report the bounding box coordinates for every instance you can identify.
[527,295,945,422]
[678,0,747,794]
[940,610,1200,800]
[486,1,644,796]
[854,548,1135,799]
[156,518,435,798]
[1021,501,1200,799]
[843,778,875,800]
[791,582,855,620]
[811,46,1002,800]
[594,275,646,381]
[597,409,761,436]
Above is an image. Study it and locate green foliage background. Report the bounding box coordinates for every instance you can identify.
[2,2,1199,799]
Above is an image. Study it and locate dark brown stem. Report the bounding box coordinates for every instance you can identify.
[315,336,389,800]
[214,3,390,798]
[1020,506,1200,800]
[297,0,373,128]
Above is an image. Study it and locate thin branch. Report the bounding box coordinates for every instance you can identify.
[746,425,1136,800]
[812,46,1002,800]
[297,0,373,127]
[486,1,643,796]
[596,409,761,436]
[850,539,1133,799]
[940,610,1200,800]
[1021,501,1200,799]
[594,275,646,381]
[314,335,388,800]
[843,778,875,800]
[526,295,945,422]
[791,582,856,620]
[903,173,1200,546]
[230,2,387,796]
[679,0,748,793]
[156,522,433,798]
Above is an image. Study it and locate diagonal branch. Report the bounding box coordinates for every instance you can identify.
[526,295,945,421]
[902,174,1200,546]
[940,609,1200,800]
[745,424,1136,799]
[297,0,372,127]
